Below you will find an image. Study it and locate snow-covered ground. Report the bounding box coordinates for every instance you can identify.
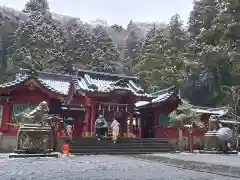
[0,154,238,180]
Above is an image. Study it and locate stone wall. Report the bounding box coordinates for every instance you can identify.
[0,135,17,152]
[168,136,204,151]
[0,135,70,153]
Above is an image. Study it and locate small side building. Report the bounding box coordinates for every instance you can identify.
[136,91,229,150]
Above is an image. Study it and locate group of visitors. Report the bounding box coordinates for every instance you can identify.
[95,114,120,143]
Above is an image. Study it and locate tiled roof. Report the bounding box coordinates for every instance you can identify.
[0,70,72,96]
[0,75,29,88]
[0,69,157,98]
[77,69,138,81]
[135,86,179,108]
[37,71,72,95]
[151,86,179,104]
[77,71,150,97]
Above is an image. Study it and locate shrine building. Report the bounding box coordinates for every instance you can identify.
[0,69,181,151]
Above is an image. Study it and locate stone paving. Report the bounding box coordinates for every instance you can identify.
[146,153,240,167]
[0,154,239,180]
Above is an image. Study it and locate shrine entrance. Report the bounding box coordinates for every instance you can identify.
[140,109,155,138]
[90,102,135,138]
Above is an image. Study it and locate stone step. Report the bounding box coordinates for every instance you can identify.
[72,141,170,146]
[71,145,173,150]
[72,138,169,144]
[73,137,168,141]
[9,152,59,158]
[71,152,160,155]
[70,137,175,155]
[14,149,54,154]
[70,148,173,154]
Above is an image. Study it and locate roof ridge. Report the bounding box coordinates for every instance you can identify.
[150,85,177,97]
[77,69,138,80]
[193,106,229,111]
[19,68,74,80]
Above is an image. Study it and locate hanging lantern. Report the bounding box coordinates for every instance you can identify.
[125,105,128,112]
[117,105,119,112]
[108,104,111,111]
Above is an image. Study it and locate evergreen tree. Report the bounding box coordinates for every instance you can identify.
[8,0,72,73]
[133,27,185,91]
[90,25,121,73]
[66,21,94,69]
[168,14,188,51]
[183,0,240,106]
[188,0,220,37]
[124,30,142,66]
[23,0,49,13]
[133,15,189,92]
[169,100,199,127]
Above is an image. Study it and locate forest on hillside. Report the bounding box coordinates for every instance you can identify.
[0,0,240,107]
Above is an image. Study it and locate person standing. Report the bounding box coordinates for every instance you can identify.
[111,119,120,143]
[95,115,107,140]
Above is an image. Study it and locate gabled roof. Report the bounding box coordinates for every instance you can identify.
[0,70,73,96]
[37,71,73,96]
[76,69,150,97]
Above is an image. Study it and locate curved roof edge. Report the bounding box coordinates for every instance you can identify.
[193,106,229,117]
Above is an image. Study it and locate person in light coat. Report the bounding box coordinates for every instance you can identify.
[111,119,120,143]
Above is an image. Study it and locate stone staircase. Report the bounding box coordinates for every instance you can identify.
[70,137,175,155]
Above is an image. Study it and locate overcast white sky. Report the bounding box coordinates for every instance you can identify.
[1,0,194,26]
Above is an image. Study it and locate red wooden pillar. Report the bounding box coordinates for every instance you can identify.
[189,127,193,153]
[72,116,83,137]
[138,117,142,138]
[153,108,158,138]
[90,102,96,136]
[83,106,90,136]
[2,102,11,131]
[129,114,133,137]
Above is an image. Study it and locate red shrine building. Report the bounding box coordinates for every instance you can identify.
[0,69,182,151]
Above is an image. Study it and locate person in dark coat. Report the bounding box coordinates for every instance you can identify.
[95,115,107,140]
